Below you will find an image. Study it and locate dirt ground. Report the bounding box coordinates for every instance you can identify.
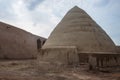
[0,59,120,80]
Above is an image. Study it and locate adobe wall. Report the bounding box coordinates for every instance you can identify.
[41,47,79,65]
[89,54,120,71]
[116,46,120,53]
[0,22,46,59]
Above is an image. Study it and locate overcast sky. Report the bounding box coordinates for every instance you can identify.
[0,0,120,45]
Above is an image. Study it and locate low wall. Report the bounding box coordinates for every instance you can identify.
[89,54,120,71]
[41,47,79,65]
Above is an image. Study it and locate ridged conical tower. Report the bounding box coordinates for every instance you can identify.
[43,6,116,54]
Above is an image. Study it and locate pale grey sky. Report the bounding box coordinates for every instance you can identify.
[0,0,120,45]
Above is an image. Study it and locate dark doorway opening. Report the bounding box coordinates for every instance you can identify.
[78,53,88,63]
[37,39,41,50]
[42,40,46,45]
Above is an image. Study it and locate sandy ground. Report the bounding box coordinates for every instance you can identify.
[0,59,120,80]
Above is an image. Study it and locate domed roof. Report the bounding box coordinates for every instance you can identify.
[43,6,116,53]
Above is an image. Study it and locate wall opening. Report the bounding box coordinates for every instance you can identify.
[37,39,41,50]
[78,53,88,63]
[42,40,46,45]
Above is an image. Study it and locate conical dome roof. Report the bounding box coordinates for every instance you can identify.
[43,6,116,53]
